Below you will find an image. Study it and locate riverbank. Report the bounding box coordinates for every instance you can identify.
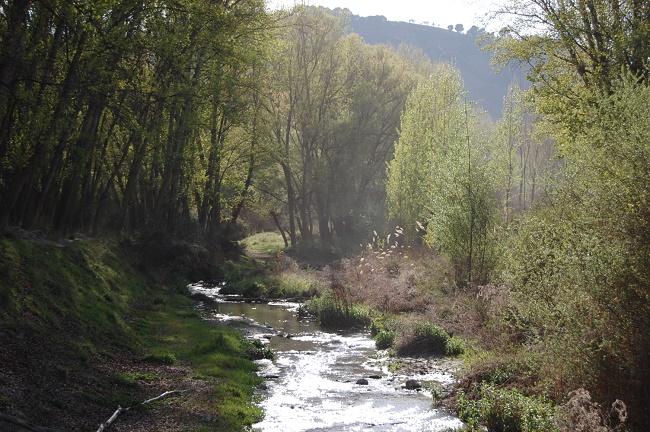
[189,282,464,431]
[230,232,594,431]
[0,233,262,431]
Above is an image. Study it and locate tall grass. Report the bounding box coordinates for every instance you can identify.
[305,291,371,329]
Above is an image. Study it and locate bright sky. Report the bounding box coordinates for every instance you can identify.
[266,0,507,31]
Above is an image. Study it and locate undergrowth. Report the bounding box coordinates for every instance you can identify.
[458,384,558,432]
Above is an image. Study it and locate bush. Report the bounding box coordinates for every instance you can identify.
[247,339,274,360]
[374,330,395,350]
[395,321,449,356]
[556,388,627,432]
[458,384,558,432]
[498,81,650,427]
[445,335,466,356]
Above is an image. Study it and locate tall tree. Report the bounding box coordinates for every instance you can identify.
[387,65,499,285]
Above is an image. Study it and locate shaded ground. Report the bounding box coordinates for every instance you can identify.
[0,235,261,432]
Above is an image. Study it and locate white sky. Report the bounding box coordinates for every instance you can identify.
[266,0,507,31]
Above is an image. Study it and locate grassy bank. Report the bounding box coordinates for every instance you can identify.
[219,232,324,300]
[221,257,323,299]
[0,234,261,431]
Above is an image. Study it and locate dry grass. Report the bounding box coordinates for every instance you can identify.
[329,228,508,346]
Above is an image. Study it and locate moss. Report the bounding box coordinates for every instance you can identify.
[134,295,263,429]
[143,352,177,365]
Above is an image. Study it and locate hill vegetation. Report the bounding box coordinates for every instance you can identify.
[348,13,526,118]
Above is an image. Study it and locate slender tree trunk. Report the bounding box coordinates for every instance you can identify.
[271,211,289,248]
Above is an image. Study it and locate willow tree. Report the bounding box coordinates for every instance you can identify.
[387,64,499,286]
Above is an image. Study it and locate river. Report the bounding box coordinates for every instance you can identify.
[188,282,464,432]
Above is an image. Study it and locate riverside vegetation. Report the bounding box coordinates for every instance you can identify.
[0,234,263,430]
[1,1,649,431]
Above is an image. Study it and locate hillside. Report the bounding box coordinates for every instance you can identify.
[348,14,527,118]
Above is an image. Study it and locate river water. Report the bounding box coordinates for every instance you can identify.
[188,283,463,432]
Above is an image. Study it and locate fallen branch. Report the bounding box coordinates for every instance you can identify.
[96,390,188,432]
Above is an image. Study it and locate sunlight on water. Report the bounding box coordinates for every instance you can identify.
[188,283,464,432]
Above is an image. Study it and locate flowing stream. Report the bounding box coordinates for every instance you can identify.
[189,283,463,432]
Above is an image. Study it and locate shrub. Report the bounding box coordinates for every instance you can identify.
[395,321,449,356]
[307,292,371,329]
[458,384,558,432]
[556,388,627,432]
[445,335,466,356]
[247,339,274,361]
[374,330,395,350]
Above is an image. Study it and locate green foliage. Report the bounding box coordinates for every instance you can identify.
[492,0,649,100]
[0,237,262,431]
[499,80,650,414]
[0,0,270,236]
[493,84,556,221]
[374,330,396,350]
[395,321,450,356]
[458,385,558,432]
[246,339,274,361]
[387,65,500,285]
[263,6,429,248]
[306,292,371,329]
[445,335,467,356]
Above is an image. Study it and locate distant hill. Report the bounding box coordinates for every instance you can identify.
[346,14,527,119]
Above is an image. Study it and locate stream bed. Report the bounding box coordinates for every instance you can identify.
[188,282,464,432]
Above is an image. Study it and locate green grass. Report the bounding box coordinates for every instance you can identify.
[267,272,321,298]
[369,313,465,357]
[222,257,321,299]
[0,237,139,349]
[134,295,263,429]
[0,236,263,431]
[142,352,177,365]
[374,330,396,350]
[241,232,286,256]
[445,335,467,356]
